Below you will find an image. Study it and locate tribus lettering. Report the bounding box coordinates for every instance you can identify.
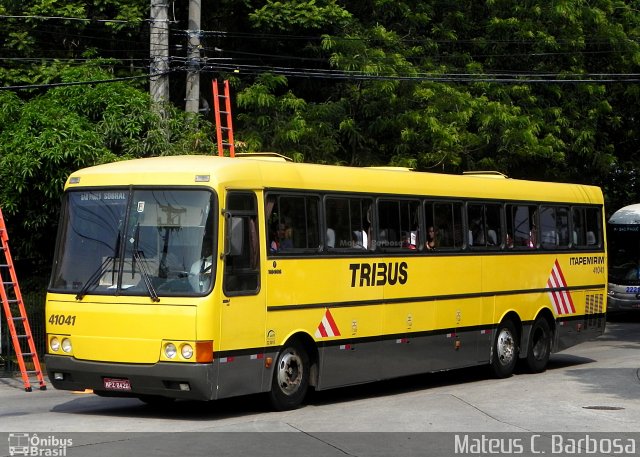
[349,262,408,287]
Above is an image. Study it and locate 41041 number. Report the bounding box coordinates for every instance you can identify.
[48,314,76,326]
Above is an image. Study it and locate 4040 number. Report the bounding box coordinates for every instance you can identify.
[48,314,76,326]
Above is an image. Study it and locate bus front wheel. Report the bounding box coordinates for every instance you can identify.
[491,319,519,378]
[525,316,552,373]
[269,340,310,411]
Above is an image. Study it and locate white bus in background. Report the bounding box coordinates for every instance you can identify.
[608,203,640,312]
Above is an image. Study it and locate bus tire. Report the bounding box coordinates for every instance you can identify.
[490,319,519,378]
[525,316,552,373]
[269,340,309,411]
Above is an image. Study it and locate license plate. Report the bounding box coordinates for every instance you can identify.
[103,378,131,391]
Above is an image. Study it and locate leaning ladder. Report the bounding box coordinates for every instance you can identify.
[212,79,236,157]
[0,208,46,392]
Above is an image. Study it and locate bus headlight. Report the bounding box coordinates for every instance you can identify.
[181,344,194,359]
[61,338,72,353]
[50,337,60,352]
[164,343,177,359]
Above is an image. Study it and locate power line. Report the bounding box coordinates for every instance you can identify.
[199,62,640,83]
[193,29,640,46]
[0,14,145,24]
[0,72,171,91]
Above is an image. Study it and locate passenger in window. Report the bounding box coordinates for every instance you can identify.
[525,223,535,248]
[403,231,417,250]
[269,228,280,253]
[541,230,558,246]
[425,226,437,250]
[487,229,498,246]
[352,230,367,249]
[506,233,514,249]
[279,223,293,249]
[470,218,485,246]
[326,227,335,248]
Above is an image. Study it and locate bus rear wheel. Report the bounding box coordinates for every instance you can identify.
[526,316,552,373]
[269,340,309,411]
[491,319,519,378]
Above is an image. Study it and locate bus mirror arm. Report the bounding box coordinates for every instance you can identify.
[221,211,231,259]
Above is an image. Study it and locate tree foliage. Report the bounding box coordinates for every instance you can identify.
[226,0,640,214]
[0,63,214,261]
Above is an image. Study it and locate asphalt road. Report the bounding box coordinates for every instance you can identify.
[0,313,639,456]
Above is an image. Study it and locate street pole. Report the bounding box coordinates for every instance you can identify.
[150,0,170,111]
[185,0,201,115]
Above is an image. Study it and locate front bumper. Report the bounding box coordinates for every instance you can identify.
[607,283,640,312]
[607,295,640,312]
[45,354,217,400]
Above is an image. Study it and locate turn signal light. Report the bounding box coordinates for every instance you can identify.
[196,340,214,363]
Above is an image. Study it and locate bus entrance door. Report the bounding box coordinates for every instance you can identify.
[217,190,266,399]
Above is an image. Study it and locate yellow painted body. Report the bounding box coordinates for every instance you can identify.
[46,155,606,371]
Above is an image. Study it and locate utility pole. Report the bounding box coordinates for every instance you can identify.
[150,0,170,110]
[185,0,201,115]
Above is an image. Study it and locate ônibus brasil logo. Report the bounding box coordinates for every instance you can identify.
[8,433,72,456]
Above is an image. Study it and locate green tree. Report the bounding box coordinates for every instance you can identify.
[0,0,147,86]
[0,63,214,263]
[236,0,639,200]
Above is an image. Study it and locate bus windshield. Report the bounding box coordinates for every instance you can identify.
[50,188,217,298]
[608,225,640,285]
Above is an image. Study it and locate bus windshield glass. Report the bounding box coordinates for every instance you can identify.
[50,188,217,298]
[608,224,640,285]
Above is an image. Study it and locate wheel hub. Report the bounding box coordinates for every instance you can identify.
[277,351,303,395]
[496,328,515,365]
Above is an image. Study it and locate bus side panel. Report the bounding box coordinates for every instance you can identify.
[316,256,488,386]
[429,297,487,371]
[381,301,436,376]
[384,256,486,373]
[554,289,606,352]
[214,352,274,399]
[266,258,385,389]
[553,251,607,352]
[216,291,268,398]
[316,304,385,389]
[316,339,386,389]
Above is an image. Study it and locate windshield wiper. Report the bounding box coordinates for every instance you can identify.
[131,223,160,302]
[75,256,114,300]
[132,249,159,302]
[75,229,121,300]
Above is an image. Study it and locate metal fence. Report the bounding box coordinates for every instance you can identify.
[0,288,47,377]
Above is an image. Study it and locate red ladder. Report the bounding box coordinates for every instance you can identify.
[212,79,236,157]
[0,208,46,392]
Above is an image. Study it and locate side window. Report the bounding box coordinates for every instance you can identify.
[325,196,373,250]
[223,192,259,296]
[265,193,320,254]
[572,206,602,248]
[585,207,602,246]
[377,199,421,251]
[540,205,570,249]
[467,203,502,249]
[425,201,464,250]
[506,204,537,249]
[486,204,502,247]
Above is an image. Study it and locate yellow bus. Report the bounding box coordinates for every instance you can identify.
[45,154,607,410]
